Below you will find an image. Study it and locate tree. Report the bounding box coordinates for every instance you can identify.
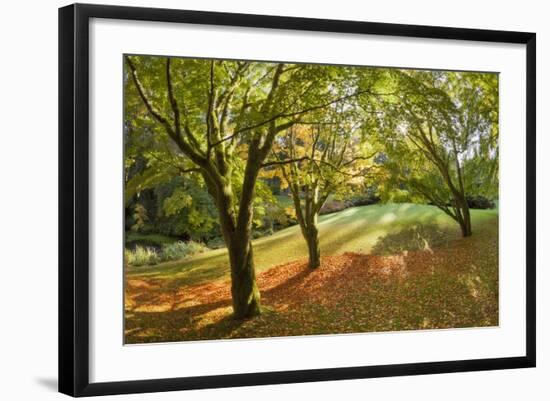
[264,107,378,268]
[372,70,499,237]
[124,56,367,318]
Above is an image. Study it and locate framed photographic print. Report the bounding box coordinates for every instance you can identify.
[58,3,536,397]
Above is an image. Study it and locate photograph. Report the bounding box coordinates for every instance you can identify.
[123,55,500,344]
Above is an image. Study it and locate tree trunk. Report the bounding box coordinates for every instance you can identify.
[305,224,321,269]
[459,202,472,237]
[453,194,472,238]
[289,187,323,269]
[228,238,261,319]
[214,181,261,319]
[297,210,321,269]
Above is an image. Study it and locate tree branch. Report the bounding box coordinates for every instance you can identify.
[126,56,207,166]
[126,56,175,137]
[234,88,394,137]
[261,156,310,168]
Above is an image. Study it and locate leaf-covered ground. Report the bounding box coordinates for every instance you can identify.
[125,204,498,343]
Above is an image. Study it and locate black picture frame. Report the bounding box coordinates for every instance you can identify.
[59,3,536,397]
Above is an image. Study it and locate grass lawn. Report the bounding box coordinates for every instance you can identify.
[125,203,499,343]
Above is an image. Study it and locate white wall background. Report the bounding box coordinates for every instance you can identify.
[0,0,546,399]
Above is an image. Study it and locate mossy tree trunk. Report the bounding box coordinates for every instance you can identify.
[208,178,262,319]
[228,238,261,318]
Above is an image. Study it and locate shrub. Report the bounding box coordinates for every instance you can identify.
[125,246,160,266]
[160,241,208,262]
[125,233,179,250]
[252,227,274,239]
[349,194,380,207]
[466,196,495,210]
[206,237,226,249]
[319,194,381,215]
[320,199,350,215]
[125,240,209,266]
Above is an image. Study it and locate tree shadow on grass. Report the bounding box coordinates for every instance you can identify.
[371,224,457,256]
[126,266,326,343]
[125,260,335,343]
